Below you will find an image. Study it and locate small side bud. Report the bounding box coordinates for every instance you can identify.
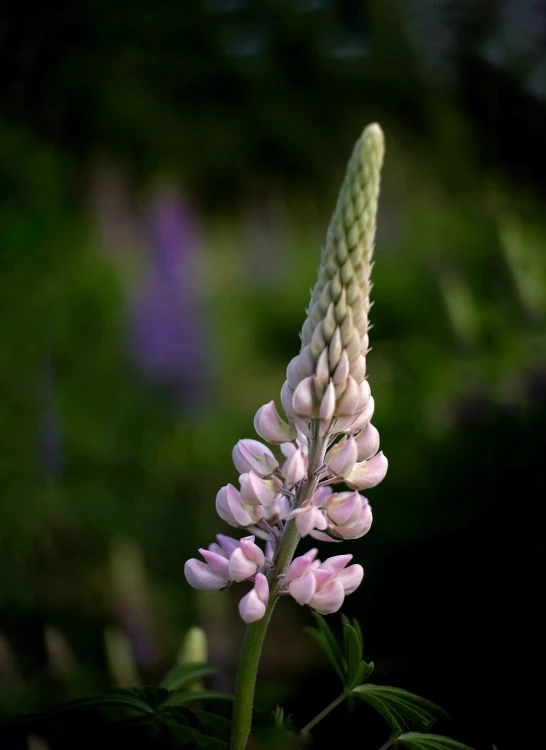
[239,573,269,623]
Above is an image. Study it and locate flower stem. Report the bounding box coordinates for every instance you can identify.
[229,429,328,750]
[300,692,347,735]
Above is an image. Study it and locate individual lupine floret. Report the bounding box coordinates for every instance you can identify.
[254,401,297,444]
[281,447,307,486]
[287,497,328,537]
[216,484,264,528]
[239,471,282,506]
[321,490,373,540]
[184,536,237,591]
[344,450,388,490]
[228,536,265,581]
[232,439,279,477]
[282,551,364,614]
[239,573,270,623]
[325,435,358,478]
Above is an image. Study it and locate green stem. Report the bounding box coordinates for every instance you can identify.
[377,734,400,750]
[229,428,328,750]
[300,692,347,735]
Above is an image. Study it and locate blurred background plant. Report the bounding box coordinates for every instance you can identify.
[0,1,544,748]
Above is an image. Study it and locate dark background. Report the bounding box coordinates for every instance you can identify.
[1,1,545,748]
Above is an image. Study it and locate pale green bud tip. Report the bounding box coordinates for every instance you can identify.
[180,626,208,665]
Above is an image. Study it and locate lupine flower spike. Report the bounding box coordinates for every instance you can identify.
[185,123,387,623]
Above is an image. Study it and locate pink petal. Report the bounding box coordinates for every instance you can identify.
[288,571,316,604]
[308,580,345,614]
[228,547,258,581]
[199,549,230,578]
[184,559,228,591]
[337,564,364,594]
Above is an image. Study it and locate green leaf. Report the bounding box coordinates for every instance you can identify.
[163,690,233,707]
[48,689,155,715]
[352,685,448,733]
[352,617,363,655]
[397,732,476,750]
[350,660,374,688]
[160,663,216,691]
[304,613,345,682]
[344,623,364,688]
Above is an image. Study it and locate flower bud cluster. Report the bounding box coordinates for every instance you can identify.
[184,123,387,624]
[281,124,384,439]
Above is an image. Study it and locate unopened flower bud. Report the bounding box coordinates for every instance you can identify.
[232,439,279,477]
[336,376,360,416]
[281,448,306,485]
[355,422,380,461]
[337,396,375,435]
[325,435,357,478]
[319,380,336,422]
[345,451,388,490]
[254,401,297,444]
[239,471,282,507]
[292,376,315,418]
[239,573,269,623]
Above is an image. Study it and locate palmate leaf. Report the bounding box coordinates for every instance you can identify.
[160,663,216,691]
[352,685,449,733]
[397,732,476,750]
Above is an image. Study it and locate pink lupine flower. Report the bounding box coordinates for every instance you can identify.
[354,422,380,462]
[325,435,358,478]
[281,448,306,486]
[239,471,282,507]
[283,552,364,614]
[239,573,269,623]
[307,555,364,614]
[287,500,327,537]
[228,536,265,582]
[323,491,373,540]
[254,401,296,444]
[216,484,264,527]
[232,439,279,477]
[184,547,231,591]
[283,549,320,604]
[345,451,389,490]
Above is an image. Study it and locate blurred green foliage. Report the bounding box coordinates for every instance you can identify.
[1,2,544,748]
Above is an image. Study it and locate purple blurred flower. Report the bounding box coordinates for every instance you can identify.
[131,188,209,409]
